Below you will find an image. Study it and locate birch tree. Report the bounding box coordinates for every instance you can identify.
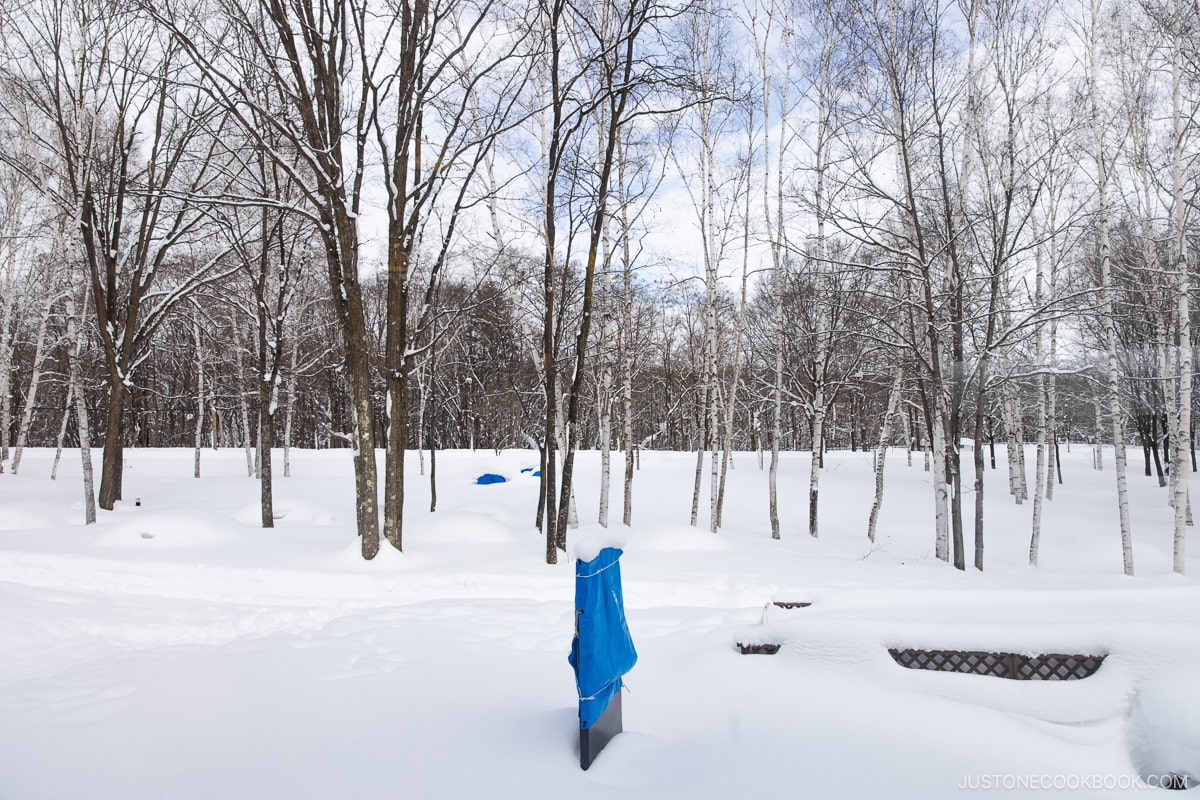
[837,0,956,563]
[1,0,233,511]
[555,0,670,545]
[1086,0,1135,575]
[10,253,65,474]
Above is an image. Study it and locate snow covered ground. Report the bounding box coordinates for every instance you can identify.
[0,444,1197,799]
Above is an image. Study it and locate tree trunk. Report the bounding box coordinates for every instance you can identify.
[621,166,636,527]
[65,294,95,524]
[598,247,613,528]
[1089,0,1133,575]
[51,385,73,481]
[258,374,275,528]
[1003,386,1025,503]
[0,247,20,469]
[193,306,204,479]
[1169,23,1190,574]
[11,283,57,474]
[931,384,951,562]
[343,297,381,560]
[1030,239,1048,566]
[428,330,438,512]
[868,364,905,542]
[283,340,296,479]
[691,391,706,527]
[97,376,125,510]
[234,325,254,478]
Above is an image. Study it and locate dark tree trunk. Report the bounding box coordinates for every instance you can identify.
[98,379,125,510]
[259,383,275,528]
[988,416,996,469]
[1054,433,1063,484]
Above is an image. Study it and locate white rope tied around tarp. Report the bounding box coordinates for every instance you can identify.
[577,676,624,702]
[576,559,621,578]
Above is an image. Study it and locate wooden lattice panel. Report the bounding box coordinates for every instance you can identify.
[888,649,1105,680]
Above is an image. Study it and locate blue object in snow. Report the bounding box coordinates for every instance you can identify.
[569,547,637,729]
[475,473,507,485]
[520,468,532,473]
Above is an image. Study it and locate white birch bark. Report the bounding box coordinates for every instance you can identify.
[932,381,951,561]
[0,254,20,467]
[50,385,72,481]
[1157,314,1172,493]
[1003,384,1026,503]
[1045,193,1060,500]
[703,106,720,534]
[621,155,636,527]
[597,217,613,528]
[1031,238,1047,565]
[715,154,753,530]
[1169,21,1190,573]
[752,6,789,540]
[867,363,905,542]
[768,219,784,539]
[1089,0,1134,575]
[415,355,427,477]
[234,323,253,477]
[904,407,913,467]
[64,293,95,524]
[11,275,59,474]
[555,375,578,528]
[807,52,833,539]
[283,340,296,479]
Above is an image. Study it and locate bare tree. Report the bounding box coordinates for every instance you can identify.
[147,0,389,556]
[10,253,65,474]
[1086,0,1135,574]
[2,0,234,510]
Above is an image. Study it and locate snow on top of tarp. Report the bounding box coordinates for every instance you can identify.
[574,533,627,563]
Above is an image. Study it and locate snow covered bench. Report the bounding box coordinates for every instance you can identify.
[888,648,1106,680]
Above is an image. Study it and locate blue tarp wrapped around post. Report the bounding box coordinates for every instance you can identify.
[569,545,636,768]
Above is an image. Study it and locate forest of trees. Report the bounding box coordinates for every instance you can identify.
[0,0,1195,573]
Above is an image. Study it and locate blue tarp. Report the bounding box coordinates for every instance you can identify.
[475,473,507,485]
[568,547,637,728]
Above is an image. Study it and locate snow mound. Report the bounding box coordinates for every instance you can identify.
[232,502,336,526]
[0,504,57,531]
[1128,670,1200,789]
[94,512,236,549]
[409,511,519,545]
[628,525,732,553]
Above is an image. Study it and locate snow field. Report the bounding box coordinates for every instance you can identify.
[0,444,1197,798]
